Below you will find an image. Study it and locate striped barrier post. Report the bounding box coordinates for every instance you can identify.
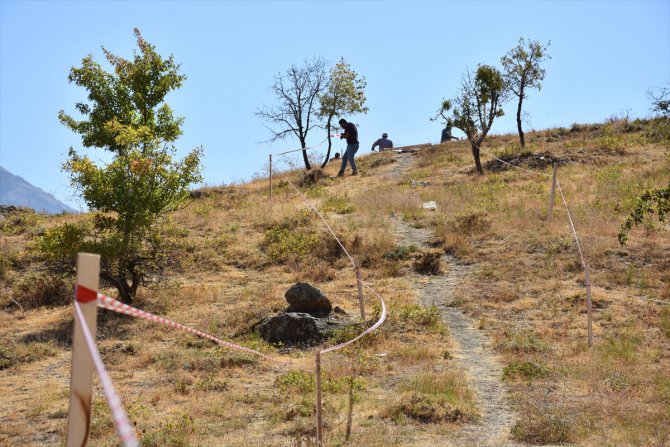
[269,154,273,217]
[548,162,557,221]
[66,253,100,447]
[315,351,323,446]
[585,265,593,348]
[354,257,366,322]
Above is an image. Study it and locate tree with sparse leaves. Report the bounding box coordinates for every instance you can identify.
[40,28,202,303]
[619,86,670,245]
[435,65,508,174]
[318,58,368,168]
[257,57,328,170]
[501,37,551,147]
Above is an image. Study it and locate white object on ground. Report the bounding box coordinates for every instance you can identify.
[422,201,437,210]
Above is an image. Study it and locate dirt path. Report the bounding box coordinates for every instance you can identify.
[385,152,521,447]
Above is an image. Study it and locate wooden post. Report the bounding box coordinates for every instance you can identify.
[269,154,273,216]
[354,257,366,322]
[585,265,593,348]
[548,162,557,221]
[315,351,323,446]
[67,253,101,447]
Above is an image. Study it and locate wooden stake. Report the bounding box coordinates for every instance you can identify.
[585,265,593,348]
[354,257,366,322]
[67,253,101,447]
[269,154,273,217]
[315,351,323,446]
[548,162,557,221]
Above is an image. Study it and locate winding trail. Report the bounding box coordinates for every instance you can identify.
[384,151,521,447]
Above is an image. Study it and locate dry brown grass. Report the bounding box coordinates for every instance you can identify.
[1,121,669,446]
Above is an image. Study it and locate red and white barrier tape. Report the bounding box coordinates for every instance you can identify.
[555,179,587,269]
[93,291,279,363]
[277,172,357,268]
[73,300,139,447]
[320,280,387,354]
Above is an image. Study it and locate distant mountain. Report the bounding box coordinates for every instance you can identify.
[0,166,77,214]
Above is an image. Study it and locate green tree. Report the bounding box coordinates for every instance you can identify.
[435,65,508,174]
[318,58,368,168]
[618,181,669,245]
[645,84,670,145]
[257,57,328,170]
[501,38,551,147]
[44,28,202,303]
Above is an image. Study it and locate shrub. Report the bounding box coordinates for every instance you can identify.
[512,409,573,444]
[386,394,472,424]
[413,249,444,275]
[498,330,549,353]
[503,361,549,381]
[449,212,491,236]
[11,272,72,309]
[264,226,318,263]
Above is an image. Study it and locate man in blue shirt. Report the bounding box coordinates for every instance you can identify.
[338,118,359,176]
[371,133,394,151]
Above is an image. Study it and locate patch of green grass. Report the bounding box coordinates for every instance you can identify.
[139,413,195,447]
[599,333,641,361]
[498,330,549,354]
[321,195,356,214]
[383,244,418,261]
[503,361,549,382]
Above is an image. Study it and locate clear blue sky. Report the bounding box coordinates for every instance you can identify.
[1,0,669,210]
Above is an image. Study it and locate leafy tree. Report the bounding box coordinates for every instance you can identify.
[257,57,329,170]
[435,65,508,174]
[618,181,669,245]
[501,37,551,147]
[43,28,202,303]
[318,58,368,168]
[645,84,670,145]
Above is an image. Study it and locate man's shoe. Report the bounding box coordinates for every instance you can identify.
[337,172,344,177]
[351,171,358,176]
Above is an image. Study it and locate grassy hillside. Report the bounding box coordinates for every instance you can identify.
[1,118,669,446]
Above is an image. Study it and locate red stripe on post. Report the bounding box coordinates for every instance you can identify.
[76,285,98,303]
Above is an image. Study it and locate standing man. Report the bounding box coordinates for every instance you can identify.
[371,132,393,151]
[338,118,359,176]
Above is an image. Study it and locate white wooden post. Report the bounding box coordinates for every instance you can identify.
[315,351,323,446]
[66,253,101,447]
[548,162,558,221]
[354,257,366,322]
[585,265,593,348]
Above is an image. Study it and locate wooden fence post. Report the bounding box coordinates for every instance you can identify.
[585,265,593,348]
[354,257,366,322]
[66,253,101,447]
[315,351,323,446]
[269,154,273,216]
[548,162,557,221]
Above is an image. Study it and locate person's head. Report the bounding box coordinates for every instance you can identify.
[447,120,453,127]
[339,118,347,128]
[382,132,388,138]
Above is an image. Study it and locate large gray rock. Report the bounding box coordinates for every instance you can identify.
[285,282,332,316]
[257,312,328,346]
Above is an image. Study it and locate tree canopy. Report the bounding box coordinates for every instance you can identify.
[501,38,551,147]
[43,28,202,303]
[318,59,368,168]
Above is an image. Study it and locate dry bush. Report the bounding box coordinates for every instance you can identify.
[298,167,326,187]
[10,273,72,309]
[412,249,444,275]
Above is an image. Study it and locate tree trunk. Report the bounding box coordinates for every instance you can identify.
[321,115,333,169]
[471,142,484,175]
[516,95,525,148]
[300,137,311,170]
